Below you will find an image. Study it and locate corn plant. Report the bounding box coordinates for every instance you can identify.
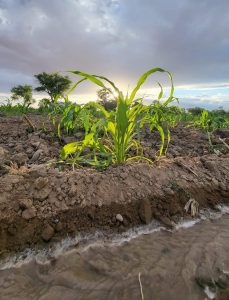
[190,110,213,148]
[57,100,104,138]
[165,106,184,128]
[140,89,179,157]
[48,95,64,129]
[210,113,229,129]
[57,101,82,137]
[61,68,175,168]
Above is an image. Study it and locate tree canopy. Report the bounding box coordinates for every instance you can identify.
[97,88,116,111]
[34,72,72,103]
[11,85,34,109]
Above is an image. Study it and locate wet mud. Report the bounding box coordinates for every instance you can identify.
[0,212,229,300]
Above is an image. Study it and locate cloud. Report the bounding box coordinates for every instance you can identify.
[0,0,229,110]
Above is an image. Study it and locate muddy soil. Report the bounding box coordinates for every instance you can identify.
[0,114,229,255]
[0,214,229,300]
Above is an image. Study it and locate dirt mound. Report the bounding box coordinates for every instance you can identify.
[141,123,229,159]
[1,115,228,168]
[0,154,228,255]
[0,115,229,255]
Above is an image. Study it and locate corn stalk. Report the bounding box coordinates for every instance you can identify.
[61,68,175,168]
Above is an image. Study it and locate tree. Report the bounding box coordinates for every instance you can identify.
[187,107,204,115]
[34,72,72,103]
[11,85,35,109]
[97,88,116,111]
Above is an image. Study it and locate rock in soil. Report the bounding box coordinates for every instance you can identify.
[34,177,49,189]
[30,149,43,163]
[41,224,55,242]
[21,207,37,220]
[19,198,33,210]
[116,214,124,222]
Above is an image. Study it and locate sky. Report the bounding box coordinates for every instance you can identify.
[0,0,229,109]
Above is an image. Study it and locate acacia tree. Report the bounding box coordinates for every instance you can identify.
[11,85,35,109]
[97,88,116,111]
[34,72,72,103]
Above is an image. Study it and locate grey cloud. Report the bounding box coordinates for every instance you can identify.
[0,0,229,96]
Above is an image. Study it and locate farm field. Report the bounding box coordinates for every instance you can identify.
[0,105,228,255]
[1,1,229,299]
[0,105,229,300]
[2,1,229,299]
[0,66,229,300]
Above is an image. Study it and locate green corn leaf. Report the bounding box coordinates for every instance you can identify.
[157,82,163,99]
[107,121,115,136]
[93,75,120,95]
[68,70,106,89]
[129,67,173,103]
[67,77,87,95]
[155,124,165,158]
[61,67,176,168]
[61,142,81,159]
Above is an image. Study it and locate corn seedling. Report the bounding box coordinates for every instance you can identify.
[57,100,104,138]
[190,110,214,148]
[57,101,82,137]
[61,68,175,168]
[141,89,178,157]
[0,103,36,115]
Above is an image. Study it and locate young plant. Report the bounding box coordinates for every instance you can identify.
[61,68,175,168]
[141,90,179,157]
[0,102,36,115]
[58,101,82,136]
[192,110,213,148]
[57,99,103,138]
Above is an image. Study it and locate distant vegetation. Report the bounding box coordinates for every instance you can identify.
[97,88,117,111]
[10,85,35,111]
[0,69,228,168]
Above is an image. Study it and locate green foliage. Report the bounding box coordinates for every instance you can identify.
[36,98,53,114]
[142,100,179,157]
[189,109,229,148]
[0,103,34,115]
[34,72,72,103]
[38,98,51,109]
[57,100,82,136]
[190,109,229,131]
[187,107,205,116]
[10,85,35,110]
[50,97,100,138]
[61,67,175,168]
[165,106,186,128]
[210,109,229,129]
[195,110,213,147]
[194,110,212,131]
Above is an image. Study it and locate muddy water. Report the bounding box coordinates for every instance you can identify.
[0,210,229,300]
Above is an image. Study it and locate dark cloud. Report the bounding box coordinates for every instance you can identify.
[0,0,229,96]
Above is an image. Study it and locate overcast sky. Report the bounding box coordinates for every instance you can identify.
[0,0,229,109]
